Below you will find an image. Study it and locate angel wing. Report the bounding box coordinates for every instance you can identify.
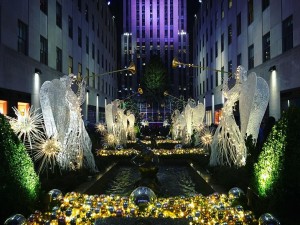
[239,72,257,139]
[192,103,205,127]
[245,77,269,140]
[39,78,70,144]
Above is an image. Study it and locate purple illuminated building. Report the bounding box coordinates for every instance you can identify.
[119,0,191,98]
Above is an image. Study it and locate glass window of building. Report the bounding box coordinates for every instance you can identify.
[228,60,232,73]
[237,53,242,66]
[215,71,218,86]
[78,27,82,47]
[262,0,269,11]
[86,36,89,54]
[221,33,224,52]
[40,0,47,15]
[56,2,62,28]
[40,36,48,65]
[85,4,89,22]
[221,0,224,19]
[18,20,28,55]
[282,15,293,52]
[0,100,8,115]
[78,63,82,76]
[228,0,232,9]
[77,0,81,12]
[86,68,89,86]
[248,0,254,25]
[228,24,232,45]
[248,44,254,69]
[56,47,62,72]
[92,15,95,30]
[68,16,73,39]
[237,13,241,36]
[215,41,218,58]
[263,32,270,62]
[68,56,73,74]
[18,102,30,116]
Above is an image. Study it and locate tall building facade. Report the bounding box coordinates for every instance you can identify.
[193,0,300,124]
[119,0,191,99]
[0,0,117,124]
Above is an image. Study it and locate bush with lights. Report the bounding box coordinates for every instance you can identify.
[0,113,41,222]
[253,106,300,223]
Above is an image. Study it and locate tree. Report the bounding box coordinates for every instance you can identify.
[0,113,41,222]
[141,55,168,102]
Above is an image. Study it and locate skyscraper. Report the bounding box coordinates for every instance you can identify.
[119,0,190,99]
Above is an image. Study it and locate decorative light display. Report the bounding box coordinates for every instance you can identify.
[11,190,266,224]
[170,99,205,145]
[33,135,62,174]
[105,99,136,146]
[97,148,207,156]
[95,123,107,135]
[210,66,269,167]
[39,75,98,172]
[7,106,44,149]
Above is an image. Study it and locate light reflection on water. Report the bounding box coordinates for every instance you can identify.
[102,165,199,197]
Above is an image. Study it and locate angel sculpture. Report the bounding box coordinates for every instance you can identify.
[209,66,269,167]
[39,74,98,172]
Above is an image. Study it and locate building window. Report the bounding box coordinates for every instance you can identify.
[40,0,47,15]
[0,100,8,115]
[282,15,293,52]
[40,36,48,65]
[237,13,241,36]
[221,0,224,19]
[215,71,219,87]
[78,0,81,12]
[78,27,82,47]
[228,24,232,45]
[215,41,218,58]
[92,15,95,30]
[18,20,28,55]
[68,56,73,74]
[56,2,62,28]
[86,68,89,86]
[221,66,224,84]
[92,72,95,88]
[68,16,73,39]
[262,0,269,11]
[92,43,95,59]
[97,49,100,64]
[78,63,82,77]
[228,60,232,74]
[56,47,62,72]
[228,0,232,9]
[85,4,89,22]
[237,53,242,66]
[263,32,270,62]
[18,102,30,116]
[248,44,254,69]
[221,33,224,52]
[86,36,89,54]
[248,0,254,25]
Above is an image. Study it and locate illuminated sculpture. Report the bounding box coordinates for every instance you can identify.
[210,66,269,167]
[171,99,205,144]
[40,75,98,172]
[104,99,136,146]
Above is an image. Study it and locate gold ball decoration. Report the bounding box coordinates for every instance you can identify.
[258,213,281,225]
[4,214,27,225]
[129,186,157,211]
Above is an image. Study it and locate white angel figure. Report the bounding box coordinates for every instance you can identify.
[210,66,247,167]
[239,72,269,142]
[127,111,136,140]
[40,75,98,172]
[192,103,205,130]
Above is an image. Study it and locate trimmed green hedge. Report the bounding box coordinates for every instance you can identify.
[0,113,41,222]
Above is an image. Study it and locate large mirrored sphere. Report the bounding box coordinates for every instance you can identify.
[48,189,63,201]
[129,186,157,211]
[258,213,281,225]
[4,214,26,225]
